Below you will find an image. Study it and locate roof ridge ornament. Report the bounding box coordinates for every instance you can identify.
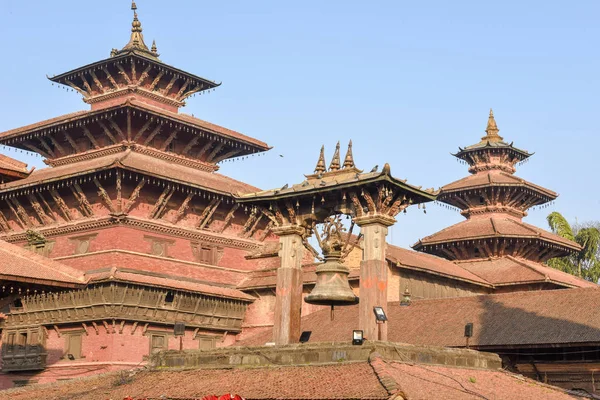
[113,1,158,59]
[314,145,327,174]
[329,141,341,171]
[481,108,503,142]
[343,140,355,169]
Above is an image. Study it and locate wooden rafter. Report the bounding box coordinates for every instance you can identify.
[23,143,50,159]
[37,192,56,222]
[258,221,274,242]
[28,194,52,225]
[219,204,239,233]
[93,178,116,213]
[205,143,224,163]
[109,118,127,141]
[102,67,119,90]
[180,83,204,101]
[123,180,145,214]
[133,119,154,142]
[162,75,178,95]
[97,120,119,144]
[148,187,174,219]
[349,191,364,217]
[174,79,191,99]
[142,125,162,146]
[196,198,218,229]
[116,170,122,212]
[199,199,222,230]
[213,148,242,164]
[160,130,179,152]
[70,183,94,217]
[63,131,80,153]
[131,62,137,82]
[48,135,66,156]
[80,74,94,94]
[245,214,263,238]
[89,70,105,93]
[82,126,101,149]
[182,135,201,155]
[9,198,32,227]
[137,65,152,86]
[196,140,214,159]
[171,193,194,224]
[64,79,88,97]
[38,137,57,158]
[241,209,258,235]
[49,189,73,221]
[116,63,133,85]
[148,71,165,92]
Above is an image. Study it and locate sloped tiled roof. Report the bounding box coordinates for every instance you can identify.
[414,215,581,251]
[242,287,600,348]
[440,170,557,199]
[456,256,596,288]
[0,154,29,175]
[0,150,259,195]
[86,268,254,301]
[4,354,582,400]
[0,240,86,288]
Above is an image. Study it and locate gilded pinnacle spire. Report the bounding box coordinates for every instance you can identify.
[314,145,327,174]
[115,0,156,58]
[481,108,503,142]
[329,142,341,171]
[151,40,158,54]
[343,140,355,168]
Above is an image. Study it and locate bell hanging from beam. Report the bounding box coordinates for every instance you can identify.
[305,216,358,306]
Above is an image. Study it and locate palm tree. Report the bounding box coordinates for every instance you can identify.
[547,212,600,282]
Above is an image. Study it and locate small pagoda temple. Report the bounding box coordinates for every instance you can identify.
[413,110,584,291]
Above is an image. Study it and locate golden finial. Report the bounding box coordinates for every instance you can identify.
[117,0,153,55]
[343,140,355,169]
[151,40,158,55]
[481,108,503,142]
[329,142,341,171]
[314,145,326,174]
[132,1,137,11]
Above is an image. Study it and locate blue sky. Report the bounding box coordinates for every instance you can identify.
[0,1,598,248]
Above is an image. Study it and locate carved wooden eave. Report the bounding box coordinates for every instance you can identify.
[3,282,251,331]
[453,142,532,165]
[47,53,220,104]
[0,102,270,162]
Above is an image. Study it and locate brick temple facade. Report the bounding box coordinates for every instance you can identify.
[0,1,597,394]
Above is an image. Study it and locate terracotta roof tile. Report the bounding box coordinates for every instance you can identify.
[456,256,596,288]
[86,268,254,301]
[0,150,259,195]
[387,245,491,286]
[415,215,581,251]
[0,240,86,287]
[241,287,600,348]
[441,170,557,198]
[0,154,28,175]
[0,110,89,140]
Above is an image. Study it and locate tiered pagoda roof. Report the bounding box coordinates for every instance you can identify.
[414,110,582,267]
[0,154,30,183]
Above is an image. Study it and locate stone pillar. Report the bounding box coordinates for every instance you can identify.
[354,214,395,342]
[272,225,305,345]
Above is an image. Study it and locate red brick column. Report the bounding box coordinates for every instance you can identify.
[272,225,305,345]
[354,214,395,342]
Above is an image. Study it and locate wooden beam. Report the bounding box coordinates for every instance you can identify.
[148,70,165,92]
[246,214,263,238]
[240,209,258,235]
[131,62,137,82]
[154,188,176,220]
[171,193,194,224]
[89,70,106,93]
[116,63,133,85]
[63,131,80,153]
[82,323,90,336]
[212,148,242,164]
[137,65,152,85]
[102,320,111,334]
[5,199,26,228]
[148,187,171,219]
[182,135,201,156]
[48,135,66,157]
[123,179,145,214]
[91,321,100,335]
[38,137,57,158]
[205,143,224,163]
[219,204,239,233]
[70,183,94,217]
[160,130,179,152]
[179,83,204,101]
[28,194,52,225]
[9,198,32,227]
[162,75,178,96]
[23,143,50,159]
[0,209,12,232]
[133,119,154,142]
[49,189,73,222]
[36,192,56,222]
[258,221,274,242]
[174,79,191,99]
[116,170,123,212]
[82,126,101,149]
[196,140,214,159]
[64,79,88,97]
[81,74,93,93]
[119,320,126,334]
[109,118,127,141]
[142,125,162,146]
[102,67,120,90]
[53,325,61,338]
[93,178,116,213]
[196,198,218,229]
[97,120,119,144]
[127,110,132,141]
[131,321,139,335]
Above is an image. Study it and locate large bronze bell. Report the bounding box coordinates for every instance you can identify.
[305,250,358,306]
[305,216,358,306]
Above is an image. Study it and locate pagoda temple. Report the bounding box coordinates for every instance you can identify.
[413,110,584,291]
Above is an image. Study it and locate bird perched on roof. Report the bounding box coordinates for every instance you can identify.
[301,181,309,187]
[370,165,379,173]
[281,183,289,190]
[320,180,327,186]
[317,172,323,179]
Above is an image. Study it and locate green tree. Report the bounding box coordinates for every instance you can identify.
[546,212,600,283]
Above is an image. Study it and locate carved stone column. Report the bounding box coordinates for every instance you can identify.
[272,225,305,345]
[354,214,395,342]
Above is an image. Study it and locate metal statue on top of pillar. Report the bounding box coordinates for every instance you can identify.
[236,141,437,345]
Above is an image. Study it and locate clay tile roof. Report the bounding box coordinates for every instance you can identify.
[0,150,259,195]
[0,240,86,288]
[4,356,581,400]
[243,287,600,349]
[414,215,581,251]
[456,256,596,288]
[86,268,254,301]
[440,170,557,199]
[386,244,492,287]
[0,154,28,175]
[0,110,89,140]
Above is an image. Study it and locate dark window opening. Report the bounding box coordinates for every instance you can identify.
[165,291,174,303]
[13,298,23,308]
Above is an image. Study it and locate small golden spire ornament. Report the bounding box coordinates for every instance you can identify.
[314,145,327,174]
[343,140,355,169]
[151,40,158,55]
[481,108,503,142]
[329,141,341,171]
